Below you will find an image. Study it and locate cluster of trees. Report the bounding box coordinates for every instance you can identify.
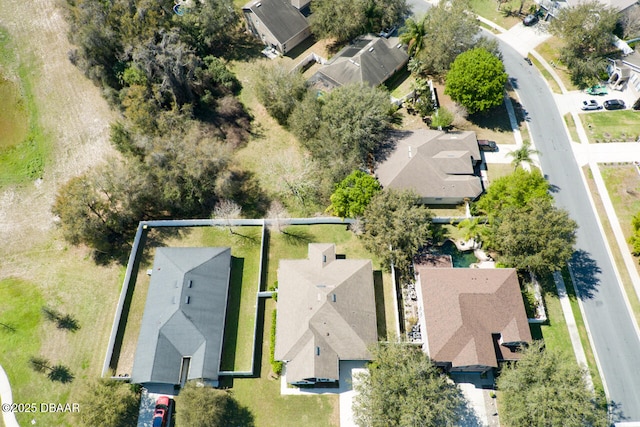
[549,1,618,87]
[497,341,609,426]
[309,0,410,43]
[75,378,140,427]
[175,382,254,427]
[328,170,381,218]
[57,0,266,259]
[474,168,578,274]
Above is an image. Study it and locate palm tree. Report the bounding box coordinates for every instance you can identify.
[399,16,427,56]
[508,141,539,170]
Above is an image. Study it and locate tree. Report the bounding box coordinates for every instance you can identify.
[491,198,578,273]
[328,170,381,218]
[474,168,552,217]
[174,382,254,427]
[497,341,608,426]
[76,378,140,427]
[508,140,539,170]
[353,342,464,427]
[416,0,482,75]
[254,65,308,126]
[361,189,433,280]
[213,199,242,233]
[266,200,290,232]
[400,15,427,56]
[549,1,618,87]
[445,48,507,114]
[429,107,454,130]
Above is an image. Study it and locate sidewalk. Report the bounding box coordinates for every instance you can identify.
[0,364,20,427]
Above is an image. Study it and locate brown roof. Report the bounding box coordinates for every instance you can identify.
[416,267,532,369]
[375,129,484,201]
[275,244,378,383]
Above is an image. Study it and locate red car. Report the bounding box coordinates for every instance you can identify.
[152,396,171,427]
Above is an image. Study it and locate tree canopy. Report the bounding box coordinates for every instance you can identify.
[353,342,465,427]
[328,170,381,218]
[361,189,433,280]
[76,379,140,427]
[254,65,308,126]
[174,382,254,427]
[445,48,507,114]
[497,341,608,426]
[508,141,539,170]
[549,1,618,87]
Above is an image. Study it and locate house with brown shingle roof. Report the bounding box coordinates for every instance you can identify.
[375,129,485,206]
[274,243,378,386]
[415,266,532,373]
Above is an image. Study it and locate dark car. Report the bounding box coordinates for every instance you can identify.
[523,14,538,26]
[152,396,171,427]
[603,99,626,110]
[581,100,602,111]
[477,139,498,152]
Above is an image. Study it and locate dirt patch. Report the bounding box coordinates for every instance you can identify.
[0,0,118,251]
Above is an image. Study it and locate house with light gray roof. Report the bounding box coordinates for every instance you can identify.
[131,247,231,391]
[275,243,378,387]
[376,129,485,205]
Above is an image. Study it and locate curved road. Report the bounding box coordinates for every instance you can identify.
[494,34,640,421]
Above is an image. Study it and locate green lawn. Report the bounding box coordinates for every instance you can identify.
[535,37,578,92]
[580,110,640,143]
[469,0,535,29]
[530,55,562,94]
[563,113,579,142]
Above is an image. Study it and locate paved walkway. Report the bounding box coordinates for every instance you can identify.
[0,364,20,427]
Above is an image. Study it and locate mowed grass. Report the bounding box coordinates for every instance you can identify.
[536,37,578,91]
[563,113,579,142]
[580,110,640,143]
[230,299,340,427]
[469,0,535,29]
[0,28,50,185]
[529,55,562,94]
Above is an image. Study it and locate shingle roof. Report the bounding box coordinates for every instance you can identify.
[242,0,309,45]
[275,244,378,383]
[131,247,231,386]
[416,266,532,369]
[309,35,409,90]
[376,129,484,201]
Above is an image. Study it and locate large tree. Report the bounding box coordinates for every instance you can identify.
[254,65,308,126]
[549,1,618,87]
[445,48,507,114]
[491,198,578,273]
[175,382,254,427]
[75,379,140,427]
[400,16,427,56]
[498,341,608,426]
[361,189,433,280]
[328,170,381,218]
[353,342,464,427]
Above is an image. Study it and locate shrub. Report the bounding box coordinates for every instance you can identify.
[270,309,283,375]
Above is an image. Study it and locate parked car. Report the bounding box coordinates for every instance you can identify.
[603,99,626,110]
[581,100,602,111]
[523,14,538,26]
[586,84,608,96]
[152,396,171,427]
[477,139,498,152]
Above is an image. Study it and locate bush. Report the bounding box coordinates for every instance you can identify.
[270,309,283,375]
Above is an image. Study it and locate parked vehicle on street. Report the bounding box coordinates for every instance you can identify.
[581,100,602,111]
[152,396,171,427]
[477,139,498,152]
[523,14,538,26]
[603,99,626,110]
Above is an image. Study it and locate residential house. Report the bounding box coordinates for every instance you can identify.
[274,243,378,387]
[131,247,231,391]
[242,0,311,54]
[375,129,485,205]
[309,34,409,91]
[415,266,532,373]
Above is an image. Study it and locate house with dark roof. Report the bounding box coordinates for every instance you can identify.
[242,0,311,54]
[131,247,231,391]
[309,35,409,91]
[274,243,378,387]
[375,129,485,205]
[415,266,532,373]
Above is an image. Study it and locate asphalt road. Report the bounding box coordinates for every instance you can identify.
[495,35,640,421]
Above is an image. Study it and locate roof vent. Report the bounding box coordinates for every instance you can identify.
[332,293,337,302]
[185,295,191,304]
[255,1,261,6]
[408,146,412,159]
[368,47,374,52]
[188,280,193,288]
[316,346,320,356]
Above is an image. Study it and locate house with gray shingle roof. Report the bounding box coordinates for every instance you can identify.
[275,243,378,387]
[131,247,231,390]
[242,0,311,54]
[375,129,485,205]
[415,266,532,373]
[309,35,409,91]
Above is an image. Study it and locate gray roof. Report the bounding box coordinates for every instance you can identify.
[242,0,309,45]
[275,244,378,383]
[310,35,409,90]
[131,247,231,386]
[376,129,484,201]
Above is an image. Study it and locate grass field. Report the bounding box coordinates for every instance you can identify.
[580,110,640,143]
[469,0,536,29]
[535,37,578,92]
